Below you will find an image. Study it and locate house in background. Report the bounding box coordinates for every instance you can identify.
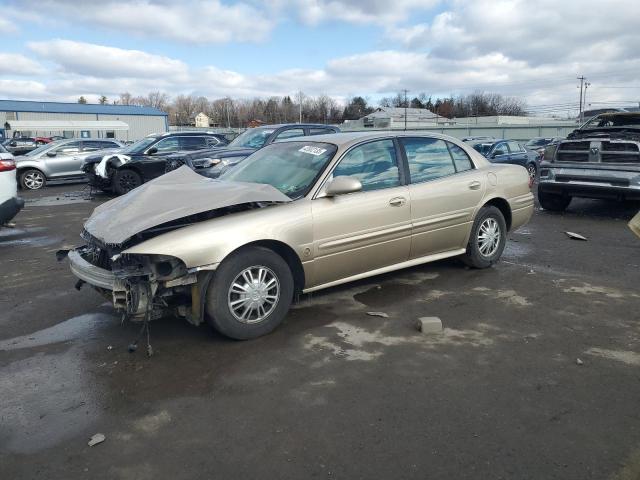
[194,112,210,128]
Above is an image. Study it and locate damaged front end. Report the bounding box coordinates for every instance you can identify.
[67,234,211,326]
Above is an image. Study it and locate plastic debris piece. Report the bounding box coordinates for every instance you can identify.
[416,317,443,334]
[576,358,584,366]
[629,211,640,239]
[88,433,105,447]
[565,231,587,241]
[366,311,389,318]
[107,345,113,351]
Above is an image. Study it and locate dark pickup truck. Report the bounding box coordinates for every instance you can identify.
[538,112,640,211]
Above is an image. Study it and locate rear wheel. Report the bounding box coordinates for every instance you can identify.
[20,169,46,190]
[526,163,537,181]
[206,246,294,340]
[113,168,142,195]
[538,188,571,212]
[463,206,507,269]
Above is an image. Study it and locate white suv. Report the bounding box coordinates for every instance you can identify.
[0,143,24,225]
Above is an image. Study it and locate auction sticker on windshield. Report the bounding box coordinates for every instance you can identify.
[299,146,327,156]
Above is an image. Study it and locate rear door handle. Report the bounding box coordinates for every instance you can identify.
[389,196,406,207]
[468,181,481,190]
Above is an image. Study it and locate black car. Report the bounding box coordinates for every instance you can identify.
[468,139,540,180]
[83,131,229,194]
[163,123,340,180]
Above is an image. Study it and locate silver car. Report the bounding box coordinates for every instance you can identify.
[14,138,124,190]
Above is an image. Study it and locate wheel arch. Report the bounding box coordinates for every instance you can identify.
[482,197,512,231]
[225,240,306,296]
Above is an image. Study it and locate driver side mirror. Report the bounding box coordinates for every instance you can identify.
[147,147,158,155]
[46,151,57,157]
[324,176,362,197]
[491,149,505,158]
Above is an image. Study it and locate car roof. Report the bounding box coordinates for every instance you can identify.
[276,130,468,149]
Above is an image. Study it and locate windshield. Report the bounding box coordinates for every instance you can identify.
[24,141,60,157]
[221,141,337,199]
[472,143,492,155]
[122,136,159,154]
[229,128,275,149]
[581,114,640,129]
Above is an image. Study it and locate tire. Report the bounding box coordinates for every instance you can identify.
[113,168,142,195]
[538,188,571,212]
[206,246,294,340]
[462,205,507,269]
[526,162,537,181]
[20,169,46,190]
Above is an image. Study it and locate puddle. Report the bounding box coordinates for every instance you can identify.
[0,226,60,248]
[503,240,532,259]
[0,312,116,351]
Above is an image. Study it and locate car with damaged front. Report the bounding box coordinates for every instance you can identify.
[64,132,534,341]
[82,131,229,194]
[538,112,640,211]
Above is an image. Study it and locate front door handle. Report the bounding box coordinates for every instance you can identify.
[389,196,406,207]
[468,181,481,190]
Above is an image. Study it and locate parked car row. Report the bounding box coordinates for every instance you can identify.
[0,142,24,225]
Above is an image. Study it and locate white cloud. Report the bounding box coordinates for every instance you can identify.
[27,40,188,80]
[0,54,45,76]
[0,79,50,100]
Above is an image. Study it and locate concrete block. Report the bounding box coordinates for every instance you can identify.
[416,316,443,334]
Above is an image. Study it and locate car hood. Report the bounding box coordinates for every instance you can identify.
[83,165,291,245]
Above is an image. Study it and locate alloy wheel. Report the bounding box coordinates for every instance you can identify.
[23,171,44,189]
[227,266,280,324]
[477,217,501,257]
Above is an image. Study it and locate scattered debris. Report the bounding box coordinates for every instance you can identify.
[416,317,443,334]
[565,231,587,241]
[576,358,584,366]
[107,345,113,351]
[629,211,640,239]
[88,433,105,447]
[366,311,389,318]
[4,222,16,228]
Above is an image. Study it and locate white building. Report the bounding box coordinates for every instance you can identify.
[0,100,168,142]
[345,107,454,130]
[194,112,210,128]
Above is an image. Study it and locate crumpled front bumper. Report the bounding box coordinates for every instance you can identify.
[0,196,25,224]
[68,249,115,290]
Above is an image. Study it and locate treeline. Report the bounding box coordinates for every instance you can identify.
[80,90,526,127]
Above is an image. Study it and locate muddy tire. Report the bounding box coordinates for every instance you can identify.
[206,246,294,340]
[20,169,46,190]
[462,205,507,269]
[113,168,142,195]
[538,189,571,212]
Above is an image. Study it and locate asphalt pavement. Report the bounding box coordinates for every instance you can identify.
[1,183,639,480]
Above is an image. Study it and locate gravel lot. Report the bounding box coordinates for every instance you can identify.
[1,183,639,480]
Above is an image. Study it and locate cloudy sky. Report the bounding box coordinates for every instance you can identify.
[1,0,639,114]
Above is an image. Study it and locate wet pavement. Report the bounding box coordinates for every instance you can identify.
[1,184,640,479]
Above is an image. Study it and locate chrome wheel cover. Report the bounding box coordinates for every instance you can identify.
[24,171,44,189]
[477,217,501,257]
[527,164,536,179]
[227,266,280,324]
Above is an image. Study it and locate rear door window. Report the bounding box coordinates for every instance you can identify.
[179,136,208,150]
[507,141,523,153]
[447,142,474,172]
[400,137,456,183]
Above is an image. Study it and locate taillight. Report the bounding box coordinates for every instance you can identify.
[0,159,16,172]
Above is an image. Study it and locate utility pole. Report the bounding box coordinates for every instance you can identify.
[298,91,303,123]
[402,89,409,131]
[577,75,586,122]
[583,81,591,118]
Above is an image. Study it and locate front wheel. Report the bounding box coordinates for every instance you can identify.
[462,206,507,268]
[526,163,537,181]
[206,246,294,340]
[20,169,46,190]
[113,168,142,195]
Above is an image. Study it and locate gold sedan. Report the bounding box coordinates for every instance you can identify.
[68,131,534,340]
